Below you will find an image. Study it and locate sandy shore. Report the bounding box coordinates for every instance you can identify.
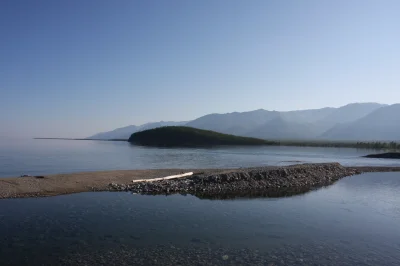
[1,165,400,199]
[0,169,230,199]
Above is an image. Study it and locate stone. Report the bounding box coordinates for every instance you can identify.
[107,163,362,198]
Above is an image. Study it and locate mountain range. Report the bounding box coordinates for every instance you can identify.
[89,121,187,140]
[88,103,399,141]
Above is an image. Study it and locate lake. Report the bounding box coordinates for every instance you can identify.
[1,139,399,178]
[1,172,400,265]
[1,139,400,265]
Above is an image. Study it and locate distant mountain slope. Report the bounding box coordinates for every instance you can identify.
[88,121,186,140]
[89,125,139,140]
[320,104,400,141]
[185,109,280,136]
[316,102,386,125]
[312,102,387,135]
[280,107,335,123]
[245,115,316,140]
[185,103,385,140]
[88,102,391,141]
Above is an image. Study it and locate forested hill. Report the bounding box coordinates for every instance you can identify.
[128,126,276,147]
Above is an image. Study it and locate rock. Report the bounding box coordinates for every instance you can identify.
[107,163,363,198]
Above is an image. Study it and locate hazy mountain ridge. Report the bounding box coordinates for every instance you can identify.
[280,107,336,123]
[88,121,187,139]
[88,102,397,141]
[184,102,387,140]
[317,103,385,124]
[320,104,400,141]
[245,115,317,140]
[185,109,281,136]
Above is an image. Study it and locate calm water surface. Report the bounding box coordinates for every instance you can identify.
[1,139,399,177]
[1,173,400,265]
[1,139,400,265]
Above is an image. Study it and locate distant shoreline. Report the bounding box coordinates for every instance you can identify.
[33,137,400,150]
[2,164,400,200]
[34,138,127,141]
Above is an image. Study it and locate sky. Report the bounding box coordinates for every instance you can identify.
[1,0,399,138]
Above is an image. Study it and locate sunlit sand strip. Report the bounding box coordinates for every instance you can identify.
[132,172,193,183]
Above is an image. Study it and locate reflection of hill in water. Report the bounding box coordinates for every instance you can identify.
[193,187,314,200]
[133,185,332,200]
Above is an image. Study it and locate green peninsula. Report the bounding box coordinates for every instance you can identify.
[128,126,277,147]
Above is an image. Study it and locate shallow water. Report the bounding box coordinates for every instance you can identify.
[1,139,399,177]
[1,172,400,265]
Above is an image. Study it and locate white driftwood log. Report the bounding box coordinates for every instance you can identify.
[132,172,193,183]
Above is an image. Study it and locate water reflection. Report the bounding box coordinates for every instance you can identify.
[127,182,335,200]
[193,187,313,200]
[1,172,400,265]
[133,187,315,200]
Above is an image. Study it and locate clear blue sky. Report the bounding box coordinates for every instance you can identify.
[1,0,399,138]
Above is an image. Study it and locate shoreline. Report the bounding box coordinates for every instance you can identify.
[1,164,400,199]
[32,138,400,150]
[0,168,229,199]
